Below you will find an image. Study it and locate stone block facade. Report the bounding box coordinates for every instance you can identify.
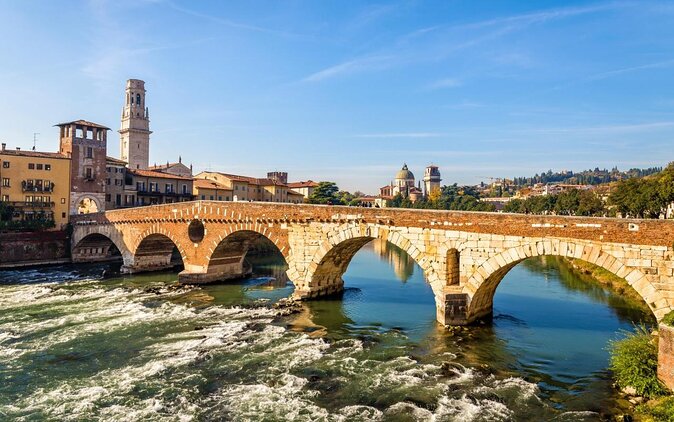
[71,201,674,325]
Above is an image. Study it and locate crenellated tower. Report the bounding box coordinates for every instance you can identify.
[119,79,151,170]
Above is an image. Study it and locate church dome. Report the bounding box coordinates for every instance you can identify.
[395,164,415,181]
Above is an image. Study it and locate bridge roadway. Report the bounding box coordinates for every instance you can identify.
[70,200,674,326]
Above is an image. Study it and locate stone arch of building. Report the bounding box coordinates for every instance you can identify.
[299,225,443,299]
[465,239,663,322]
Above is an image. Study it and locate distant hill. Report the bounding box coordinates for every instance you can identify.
[512,167,662,187]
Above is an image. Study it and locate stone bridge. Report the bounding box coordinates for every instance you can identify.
[70,201,674,326]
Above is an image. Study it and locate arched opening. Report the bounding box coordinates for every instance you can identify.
[72,233,123,263]
[206,230,287,283]
[467,255,655,411]
[77,197,99,214]
[132,234,183,273]
[304,237,436,336]
[468,251,656,324]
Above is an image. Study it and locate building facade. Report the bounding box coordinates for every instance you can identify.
[287,180,318,199]
[128,169,193,206]
[56,120,109,214]
[379,164,441,206]
[193,178,233,201]
[119,79,151,170]
[105,156,128,210]
[195,171,300,203]
[0,144,71,228]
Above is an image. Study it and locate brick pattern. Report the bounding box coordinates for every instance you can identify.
[71,201,674,325]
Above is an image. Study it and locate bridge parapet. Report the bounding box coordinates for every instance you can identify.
[70,201,674,325]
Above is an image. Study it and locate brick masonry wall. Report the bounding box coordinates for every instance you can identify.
[0,231,69,266]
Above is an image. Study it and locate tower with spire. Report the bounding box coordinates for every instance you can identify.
[119,79,151,170]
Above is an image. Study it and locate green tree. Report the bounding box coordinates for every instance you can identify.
[308,181,340,205]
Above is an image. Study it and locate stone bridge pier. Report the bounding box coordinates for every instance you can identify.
[71,201,674,328]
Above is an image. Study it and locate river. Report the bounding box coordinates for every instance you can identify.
[0,239,653,421]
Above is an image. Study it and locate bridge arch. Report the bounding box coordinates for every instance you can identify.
[295,225,443,301]
[125,228,187,274]
[72,232,128,264]
[201,229,288,282]
[465,239,664,322]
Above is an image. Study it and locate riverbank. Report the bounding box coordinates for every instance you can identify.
[0,230,70,268]
[562,256,653,315]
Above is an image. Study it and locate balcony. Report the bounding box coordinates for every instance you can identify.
[6,201,55,208]
[21,181,55,193]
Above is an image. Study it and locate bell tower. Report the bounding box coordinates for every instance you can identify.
[119,79,151,170]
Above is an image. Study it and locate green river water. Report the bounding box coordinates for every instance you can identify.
[0,240,653,421]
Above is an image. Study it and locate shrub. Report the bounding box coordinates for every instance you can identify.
[662,311,674,327]
[637,396,674,421]
[608,326,666,398]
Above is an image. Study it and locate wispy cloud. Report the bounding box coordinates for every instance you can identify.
[165,1,300,38]
[521,121,674,135]
[427,78,462,90]
[303,55,393,82]
[302,2,621,83]
[354,132,444,139]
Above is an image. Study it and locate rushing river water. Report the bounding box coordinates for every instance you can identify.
[0,240,653,421]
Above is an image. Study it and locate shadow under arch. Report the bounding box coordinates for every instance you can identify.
[128,233,184,273]
[205,229,289,282]
[72,233,124,263]
[300,227,443,303]
[466,242,662,323]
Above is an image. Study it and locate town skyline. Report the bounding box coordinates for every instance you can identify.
[1,1,673,192]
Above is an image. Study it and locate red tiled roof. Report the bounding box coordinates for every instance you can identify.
[54,119,111,130]
[106,156,127,165]
[193,179,232,190]
[128,169,193,181]
[0,149,69,160]
[288,180,319,188]
[204,172,287,187]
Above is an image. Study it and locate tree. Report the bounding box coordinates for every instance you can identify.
[308,181,340,204]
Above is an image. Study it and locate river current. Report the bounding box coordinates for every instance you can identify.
[0,240,653,421]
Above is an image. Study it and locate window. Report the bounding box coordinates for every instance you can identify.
[25,195,32,202]
[218,196,222,201]
[105,194,111,202]
[28,163,35,169]
[1,195,8,202]
[150,182,157,192]
[36,164,43,170]
[210,195,214,200]
[2,161,8,168]
[106,178,111,185]
[44,180,51,191]
[45,164,51,171]
[182,185,187,194]
[2,178,9,187]
[107,167,111,173]
[201,195,205,200]
[137,182,146,191]
[61,198,66,204]
[86,147,93,158]
[115,179,121,186]
[62,212,66,219]
[85,167,93,179]
[136,94,141,105]
[165,184,174,193]
[116,194,121,206]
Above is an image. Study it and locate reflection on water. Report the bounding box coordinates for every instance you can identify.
[0,242,651,420]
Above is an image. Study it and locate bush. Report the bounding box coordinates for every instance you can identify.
[637,396,674,421]
[662,311,674,327]
[609,326,667,398]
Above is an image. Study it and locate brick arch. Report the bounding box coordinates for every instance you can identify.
[132,225,188,261]
[297,224,443,299]
[465,239,665,322]
[206,226,290,263]
[72,228,131,265]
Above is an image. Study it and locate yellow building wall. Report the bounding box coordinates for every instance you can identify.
[0,152,71,229]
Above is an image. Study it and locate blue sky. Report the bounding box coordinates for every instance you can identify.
[1,1,673,193]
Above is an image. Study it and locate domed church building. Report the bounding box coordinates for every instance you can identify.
[378,163,438,206]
